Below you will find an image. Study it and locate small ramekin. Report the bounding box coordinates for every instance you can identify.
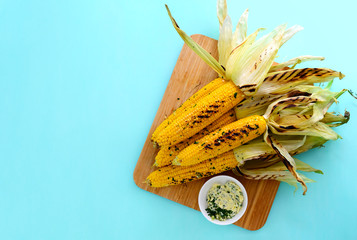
[198,175,248,225]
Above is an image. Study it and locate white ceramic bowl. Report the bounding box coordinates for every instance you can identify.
[198,175,248,225]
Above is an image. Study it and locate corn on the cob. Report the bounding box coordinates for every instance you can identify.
[151,78,226,143]
[173,115,266,166]
[154,81,244,146]
[147,110,350,189]
[154,109,237,167]
[146,151,238,187]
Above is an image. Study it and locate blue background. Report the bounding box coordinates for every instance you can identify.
[0,0,356,239]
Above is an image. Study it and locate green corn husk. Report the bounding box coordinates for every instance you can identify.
[234,160,319,192]
[260,85,349,194]
[236,136,328,170]
[165,5,226,78]
[264,85,348,139]
[232,136,326,193]
[166,1,303,96]
[225,25,285,95]
[234,68,344,119]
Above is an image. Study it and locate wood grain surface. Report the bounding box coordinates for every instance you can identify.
[133,34,280,231]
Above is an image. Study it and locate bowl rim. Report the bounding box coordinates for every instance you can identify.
[198,175,248,225]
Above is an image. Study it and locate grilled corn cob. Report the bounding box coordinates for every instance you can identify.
[151,78,226,144]
[154,109,237,167]
[173,115,266,166]
[147,110,350,188]
[154,81,244,146]
[147,151,238,187]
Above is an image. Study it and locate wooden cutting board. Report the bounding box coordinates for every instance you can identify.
[133,34,280,231]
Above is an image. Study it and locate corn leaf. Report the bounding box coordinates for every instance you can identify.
[280,25,304,47]
[239,158,322,174]
[264,86,348,138]
[258,68,344,95]
[217,0,227,26]
[165,5,226,78]
[235,94,283,119]
[232,9,249,46]
[226,24,286,95]
[218,8,249,67]
[263,131,308,194]
[233,164,315,193]
[233,136,305,164]
[251,158,323,174]
[321,111,350,127]
[269,56,325,73]
[218,16,233,68]
[235,68,343,119]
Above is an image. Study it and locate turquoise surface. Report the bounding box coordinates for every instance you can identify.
[0,0,356,239]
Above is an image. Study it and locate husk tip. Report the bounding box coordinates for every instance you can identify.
[339,72,345,80]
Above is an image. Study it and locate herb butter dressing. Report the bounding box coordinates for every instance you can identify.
[205,181,244,221]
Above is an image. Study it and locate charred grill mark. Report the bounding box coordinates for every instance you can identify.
[267,68,333,85]
[280,69,297,82]
[247,125,257,130]
[206,110,218,114]
[204,144,213,150]
[209,104,220,108]
[240,128,249,136]
[234,167,247,177]
[271,104,279,112]
[286,69,305,82]
[276,71,288,82]
[311,68,323,76]
[293,68,309,79]
[266,135,284,160]
[279,125,297,129]
[287,90,312,97]
[173,20,180,28]
[253,101,261,107]
[252,96,281,107]
[279,96,307,105]
[298,68,314,79]
[206,124,259,151]
[262,154,277,161]
[264,72,280,83]
[270,96,306,112]
[284,104,297,109]
[298,97,306,102]
[315,73,325,77]
[197,115,210,119]
[240,84,257,89]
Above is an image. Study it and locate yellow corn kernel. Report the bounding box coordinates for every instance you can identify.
[151,78,226,143]
[147,151,238,187]
[154,109,237,167]
[154,81,244,146]
[173,115,266,166]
